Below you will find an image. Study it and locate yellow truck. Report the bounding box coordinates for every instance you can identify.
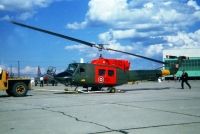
[0,68,31,97]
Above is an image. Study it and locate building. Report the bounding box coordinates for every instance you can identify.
[163,48,200,80]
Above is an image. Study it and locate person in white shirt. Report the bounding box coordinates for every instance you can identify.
[40,76,44,87]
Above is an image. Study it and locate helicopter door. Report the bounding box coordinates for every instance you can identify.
[106,69,116,85]
[95,66,116,85]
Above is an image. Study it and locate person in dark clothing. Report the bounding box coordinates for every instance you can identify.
[181,70,191,89]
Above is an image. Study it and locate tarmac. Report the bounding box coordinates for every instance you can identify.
[0,80,200,134]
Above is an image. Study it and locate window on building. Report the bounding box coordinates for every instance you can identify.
[197,59,200,70]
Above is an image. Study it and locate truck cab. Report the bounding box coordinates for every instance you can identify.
[0,68,8,90]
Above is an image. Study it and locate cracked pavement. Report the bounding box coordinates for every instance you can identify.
[0,81,200,134]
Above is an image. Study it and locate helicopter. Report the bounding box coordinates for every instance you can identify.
[11,21,187,93]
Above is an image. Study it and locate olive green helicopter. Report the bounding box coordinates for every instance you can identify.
[11,21,187,93]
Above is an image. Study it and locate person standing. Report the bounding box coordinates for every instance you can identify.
[40,76,44,87]
[181,70,191,89]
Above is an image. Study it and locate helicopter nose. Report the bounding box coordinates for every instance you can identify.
[55,71,72,77]
[54,76,72,86]
[54,71,73,85]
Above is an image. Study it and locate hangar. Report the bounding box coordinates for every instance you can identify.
[163,48,200,80]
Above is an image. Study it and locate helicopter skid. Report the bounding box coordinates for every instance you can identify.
[63,86,125,94]
[77,89,125,94]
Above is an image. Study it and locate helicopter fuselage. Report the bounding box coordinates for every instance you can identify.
[55,62,129,88]
[54,57,166,89]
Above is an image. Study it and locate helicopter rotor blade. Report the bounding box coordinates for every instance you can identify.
[11,21,166,64]
[11,21,95,47]
[105,48,166,64]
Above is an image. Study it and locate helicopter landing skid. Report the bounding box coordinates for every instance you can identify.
[64,87,125,94]
[77,89,125,94]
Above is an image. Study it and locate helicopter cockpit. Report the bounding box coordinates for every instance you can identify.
[54,63,78,79]
[66,64,78,74]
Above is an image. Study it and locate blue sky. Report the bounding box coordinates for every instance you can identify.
[1,0,200,76]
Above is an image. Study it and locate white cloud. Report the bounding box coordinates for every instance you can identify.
[152,9,184,23]
[193,10,200,20]
[145,44,164,57]
[0,0,52,11]
[87,0,130,23]
[67,0,200,33]
[67,0,134,29]
[0,64,6,70]
[187,0,200,10]
[98,28,164,42]
[64,40,134,58]
[98,30,135,54]
[65,1,200,63]
[65,44,88,51]
[0,4,4,10]
[18,11,35,20]
[98,29,200,60]
[99,29,136,41]
[98,31,112,43]
[104,40,134,52]
[65,0,200,59]
[64,44,99,58]
[164,29,200,49]
[144,2,154,9]
[0,65,45,76]
[0,0,62,20]
[21,66,37,74]
[66,21,88,30]
[109,29,136,40]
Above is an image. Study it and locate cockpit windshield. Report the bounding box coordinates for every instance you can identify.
[66,64,78,74]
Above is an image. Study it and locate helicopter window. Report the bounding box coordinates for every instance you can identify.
[67,64,78,74]
[98,69,105,76]
[80,68,85,73]
[108,70,114,76]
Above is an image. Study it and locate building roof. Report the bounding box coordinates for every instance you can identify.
[163,48,200,58]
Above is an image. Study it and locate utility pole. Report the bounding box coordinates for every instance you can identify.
[10,65,13,77]
[18,60,20,77]
[37,66,41,77]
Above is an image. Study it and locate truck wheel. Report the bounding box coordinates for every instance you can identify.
[6,89,13,96]
[12,82,28,97]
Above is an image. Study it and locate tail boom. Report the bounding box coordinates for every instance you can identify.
[128,56,187,82]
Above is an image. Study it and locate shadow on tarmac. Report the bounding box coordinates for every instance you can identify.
[122,87,170,92]
[53,87,171,94]
[0,95,33,98]
[54,92,79,95]
[0,95,10,98]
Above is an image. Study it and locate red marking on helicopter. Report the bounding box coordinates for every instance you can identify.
[98,76,104,83]
[95,65,116,85]
[91,57,130,72]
